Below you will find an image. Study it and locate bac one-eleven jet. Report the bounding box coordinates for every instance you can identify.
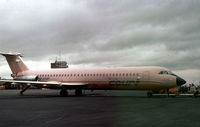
[0,52,186,97]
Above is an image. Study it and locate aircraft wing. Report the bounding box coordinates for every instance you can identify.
[0,79,88,88]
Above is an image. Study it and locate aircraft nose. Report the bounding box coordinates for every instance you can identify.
[176,76,186,86]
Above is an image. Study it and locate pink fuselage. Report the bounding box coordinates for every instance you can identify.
[22,67,177,90]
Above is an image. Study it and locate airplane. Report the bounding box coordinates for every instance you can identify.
[0,52,186,97]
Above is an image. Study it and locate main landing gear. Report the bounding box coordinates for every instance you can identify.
[75,89,82,96]
[60,89,68,97]
[59,88,83,97]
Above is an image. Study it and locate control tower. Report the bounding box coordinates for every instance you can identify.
[51,60,69,69]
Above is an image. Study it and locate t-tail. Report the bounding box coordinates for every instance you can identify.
[0,52,29,77]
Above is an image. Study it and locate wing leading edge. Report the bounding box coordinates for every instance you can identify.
[0,80,88,87]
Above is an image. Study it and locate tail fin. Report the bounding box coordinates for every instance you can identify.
[0,52,29,77]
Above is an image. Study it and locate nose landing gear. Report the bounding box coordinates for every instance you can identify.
[147,91,153,97]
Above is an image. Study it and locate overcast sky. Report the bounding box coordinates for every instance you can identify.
[0,0,200,84]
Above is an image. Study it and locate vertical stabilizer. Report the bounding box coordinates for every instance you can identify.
[0,52,29,77]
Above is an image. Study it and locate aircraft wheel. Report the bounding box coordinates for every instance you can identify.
[60,90,68,97]
[75,89,82,96]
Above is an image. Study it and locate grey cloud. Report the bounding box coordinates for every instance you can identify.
[0,0,200,82]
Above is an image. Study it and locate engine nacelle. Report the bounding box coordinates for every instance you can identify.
[14,75,38,81]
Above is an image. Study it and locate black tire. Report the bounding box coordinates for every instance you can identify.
[60,90,68,97]
[75,89,82,96]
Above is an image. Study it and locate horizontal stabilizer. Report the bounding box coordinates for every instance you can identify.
[0,52,22,56]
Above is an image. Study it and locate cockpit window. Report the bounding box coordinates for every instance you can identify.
[158,71,176,76]
[159,71,168,74]
[168,71,176,76]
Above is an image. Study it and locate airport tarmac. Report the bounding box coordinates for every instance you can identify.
[0,90,200,127]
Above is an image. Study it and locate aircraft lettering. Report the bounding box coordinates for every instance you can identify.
[109,78,140,87]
